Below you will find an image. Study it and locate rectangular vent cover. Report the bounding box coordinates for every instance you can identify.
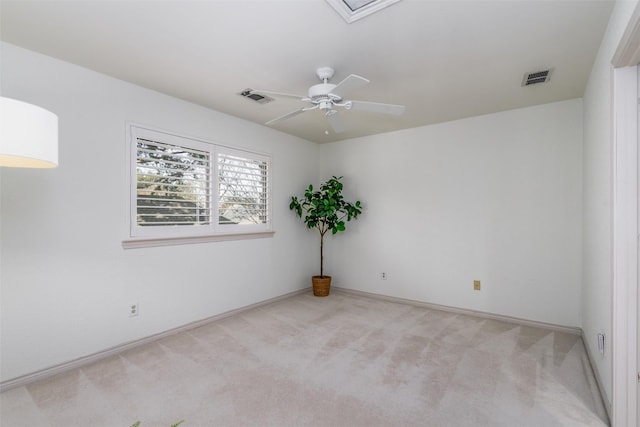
[522,69,552,86]
[239,89,274,104]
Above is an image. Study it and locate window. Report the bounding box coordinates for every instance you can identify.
[135,136,212,229]
[125,125,272,247]
[218,148,269,227]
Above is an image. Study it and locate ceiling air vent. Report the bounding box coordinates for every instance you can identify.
[522,69,553,86]
[239,89,274,104]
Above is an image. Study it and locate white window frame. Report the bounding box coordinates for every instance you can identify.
[123,124,273,249]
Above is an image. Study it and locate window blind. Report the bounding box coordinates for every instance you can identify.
[136,138,212,227]
[218,150,269,226]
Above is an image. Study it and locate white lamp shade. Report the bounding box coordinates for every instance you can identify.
[0,96,59,168]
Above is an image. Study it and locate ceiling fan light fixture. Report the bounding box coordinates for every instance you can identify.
[326,0,401,23]
[319,100,333,111]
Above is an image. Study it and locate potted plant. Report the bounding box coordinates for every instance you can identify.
[289,176,362,296]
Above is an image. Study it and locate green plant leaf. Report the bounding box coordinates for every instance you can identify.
[289,177,363,273]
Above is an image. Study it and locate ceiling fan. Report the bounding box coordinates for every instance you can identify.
[250,67,405,134]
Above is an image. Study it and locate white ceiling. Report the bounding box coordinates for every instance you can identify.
[0,0,614,143]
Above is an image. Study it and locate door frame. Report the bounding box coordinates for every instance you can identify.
[612,63,638,427]
[612,4,640,425]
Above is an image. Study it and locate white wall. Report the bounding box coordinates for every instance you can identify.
[581,0,639,410]
[320,99,583,327]
[0,43,319,383]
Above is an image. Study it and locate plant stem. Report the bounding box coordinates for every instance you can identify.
[320,230,324,277]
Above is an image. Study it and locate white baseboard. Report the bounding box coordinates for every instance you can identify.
[581,333,612,423]
[0,288,307,393]
[333,287,582,335]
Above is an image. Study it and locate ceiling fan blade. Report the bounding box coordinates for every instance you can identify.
[265,108,307,125]
[347,100,406,116]
[331,74,370,98]
[251,89,305,100]
[325,111,347,133]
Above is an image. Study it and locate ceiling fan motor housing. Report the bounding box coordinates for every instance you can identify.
[308,83,342,108]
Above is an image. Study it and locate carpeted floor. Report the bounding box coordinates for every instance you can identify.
[1,291,609,426]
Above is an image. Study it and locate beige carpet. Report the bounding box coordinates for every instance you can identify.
[1,291,608,426]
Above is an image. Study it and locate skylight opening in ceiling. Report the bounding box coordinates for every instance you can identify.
[343,0,377,11]
[326,0,401,23]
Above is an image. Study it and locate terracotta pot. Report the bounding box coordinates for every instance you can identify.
[311,276,332,297]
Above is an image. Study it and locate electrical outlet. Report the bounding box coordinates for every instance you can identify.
[381,272,387,280]
[597,333,605,354]
[129,303,139,317]
[473,280,481,291]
